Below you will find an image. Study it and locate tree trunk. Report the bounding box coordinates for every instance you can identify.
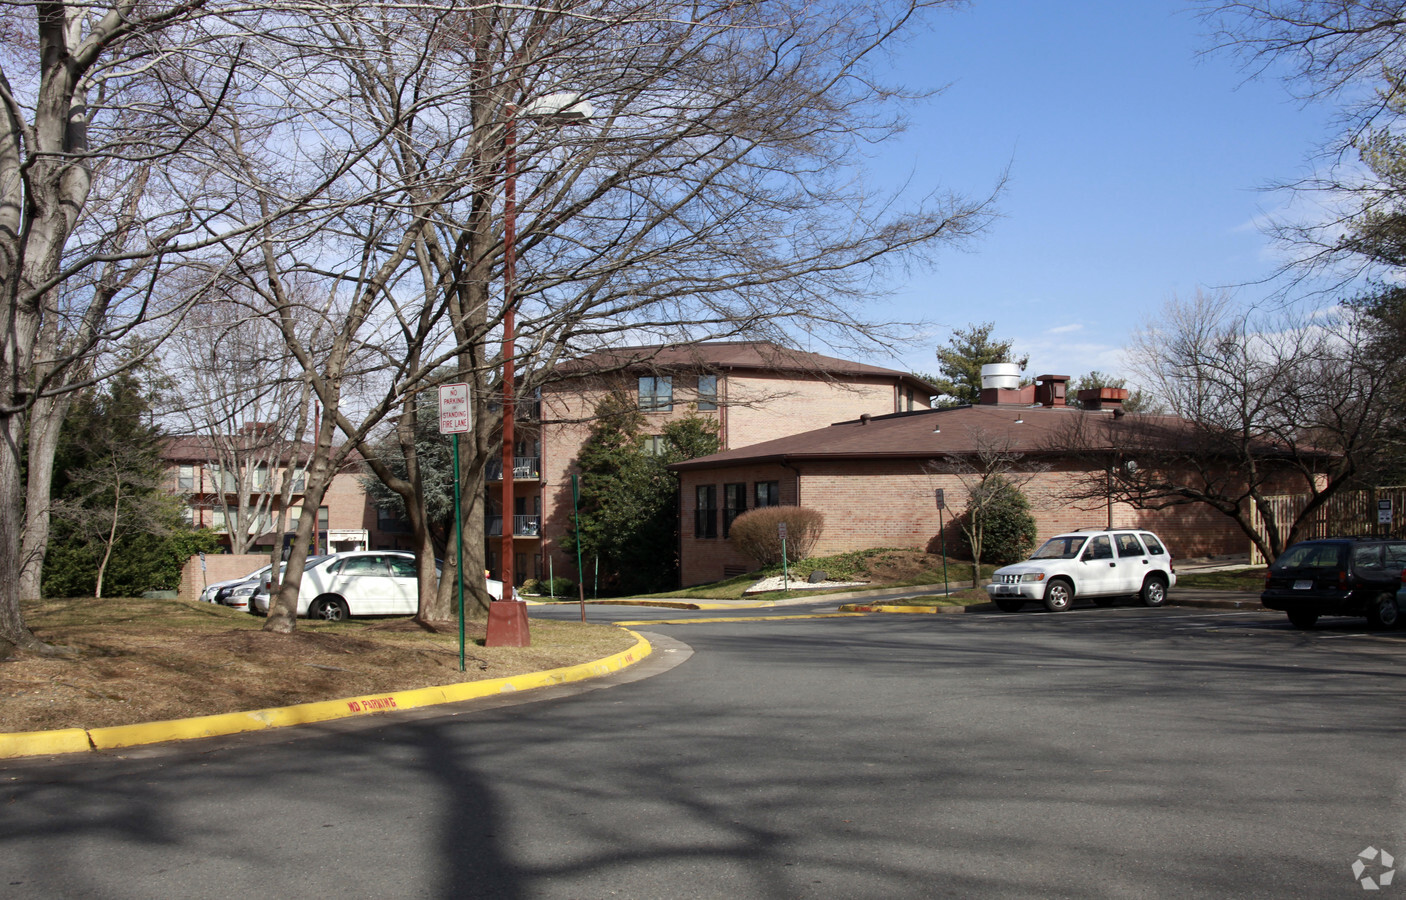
[0,410,57,654]
[19,388,73,600]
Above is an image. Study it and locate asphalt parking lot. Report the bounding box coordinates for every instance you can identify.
[3,603,1403,898]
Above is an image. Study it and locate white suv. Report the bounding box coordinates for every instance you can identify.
[985,529,1176,613]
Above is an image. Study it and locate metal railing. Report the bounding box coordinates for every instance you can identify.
[485,457,541,481]
[486,515,542,538]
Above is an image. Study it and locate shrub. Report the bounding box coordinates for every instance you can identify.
[546,576,576,597]
[728,506,824,567]
[958,476,1037,566]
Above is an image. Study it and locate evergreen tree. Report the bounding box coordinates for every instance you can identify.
[45,369,217,598]
[919,322,1029,407]
[564,394,720,594]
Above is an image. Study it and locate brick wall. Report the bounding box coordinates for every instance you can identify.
[677,458,1248,586]
[724,373,897,448]
[178,553,269,603]
[536,369,912,584]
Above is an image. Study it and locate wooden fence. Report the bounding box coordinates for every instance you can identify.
[1249,487,1406,564]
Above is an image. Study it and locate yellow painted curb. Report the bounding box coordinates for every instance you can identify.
[1,631,651,760]
[837,603,967,614]
[0,728,92,758]
[612,612,868,626]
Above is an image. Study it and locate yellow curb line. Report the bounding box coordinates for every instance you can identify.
[837,604,969,614]
[0,630,651,761]
[612,612,868,626]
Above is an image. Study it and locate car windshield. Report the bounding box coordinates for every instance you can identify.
[302,554,332,570]
[1031,536,1088,560]
[1272,543,1345,570]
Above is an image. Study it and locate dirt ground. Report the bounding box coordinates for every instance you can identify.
[0,597,637,734]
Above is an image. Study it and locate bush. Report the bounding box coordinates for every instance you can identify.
[522,576,575,597]
[543,576,575,597]
[959,476,1037,565]
[728,506,824,567]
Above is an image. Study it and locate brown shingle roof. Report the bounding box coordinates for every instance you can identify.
[553,341,938,394]
[668,404,1161,470]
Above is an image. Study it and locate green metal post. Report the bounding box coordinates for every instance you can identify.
[573,474,586,622]
[454,434,465,672]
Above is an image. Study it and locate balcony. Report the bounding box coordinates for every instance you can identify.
[485,457,541,481]
[486,515,542,538]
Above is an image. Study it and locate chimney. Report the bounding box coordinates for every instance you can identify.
[978,363,1035,406]
[1077,387,1128,411]
[1034,374,1070,408]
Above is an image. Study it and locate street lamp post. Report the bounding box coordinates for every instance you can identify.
[498,93,593,595]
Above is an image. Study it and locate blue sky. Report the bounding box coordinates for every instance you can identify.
[860,0,1339,384]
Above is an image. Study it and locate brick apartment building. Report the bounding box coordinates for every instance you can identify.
[669,373,1251,586]
[496,341,937,585]
[161,435,401,559]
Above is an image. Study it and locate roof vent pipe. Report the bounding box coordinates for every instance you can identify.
[859,414,871,425]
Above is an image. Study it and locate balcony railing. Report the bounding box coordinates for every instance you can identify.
[486,515,542,538]
[485,457,541,481]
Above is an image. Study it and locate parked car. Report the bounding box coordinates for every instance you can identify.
[985,529,1177,612]
[198,564,274,606]
[248,551,517,620]
[1261,537,1406,630]
[224,559,325,612]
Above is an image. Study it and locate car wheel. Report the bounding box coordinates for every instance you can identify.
[994,598,1024,612]
[309,596,350,622]
[1287,609,1319,630]
[1043,578,1074,612]
[1140,575,1168,608]
[1365,592,1400,630]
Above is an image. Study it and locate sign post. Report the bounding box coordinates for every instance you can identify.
[935,489,949,597]
[572,474,586,622]
[438,384,471,671]
[779,521,789,592]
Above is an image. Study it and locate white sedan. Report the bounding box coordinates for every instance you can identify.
[249,551,516,620]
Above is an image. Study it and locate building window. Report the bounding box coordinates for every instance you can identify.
[723,483,746,537]
[638,375,673,412]
[642,435,667,456]
[290,467,306,492]
[178,465,195,491]
[253,462,270,490]
[695,484,718,539]
[208,464,238,492]
[698,374,718,411]
[754,480,779,509]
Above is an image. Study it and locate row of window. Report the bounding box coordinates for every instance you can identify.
[185,504,327,533]
[177,463,306,494]
[694,480,779,539]
[639,375,717,413]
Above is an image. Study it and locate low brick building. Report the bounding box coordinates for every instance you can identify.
[669,374,1252,586]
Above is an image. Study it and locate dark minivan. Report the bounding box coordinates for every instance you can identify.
[1261,537,1406,630]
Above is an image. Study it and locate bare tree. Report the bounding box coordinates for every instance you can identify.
[1053,291,1398,561]
[164,298,315,557]
[1202,2,1406,281]
[185,0,998,633]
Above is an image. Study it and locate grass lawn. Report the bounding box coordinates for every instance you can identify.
[2,596,636,734]
[1174,567,1267,592]
[636,549,996,602]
